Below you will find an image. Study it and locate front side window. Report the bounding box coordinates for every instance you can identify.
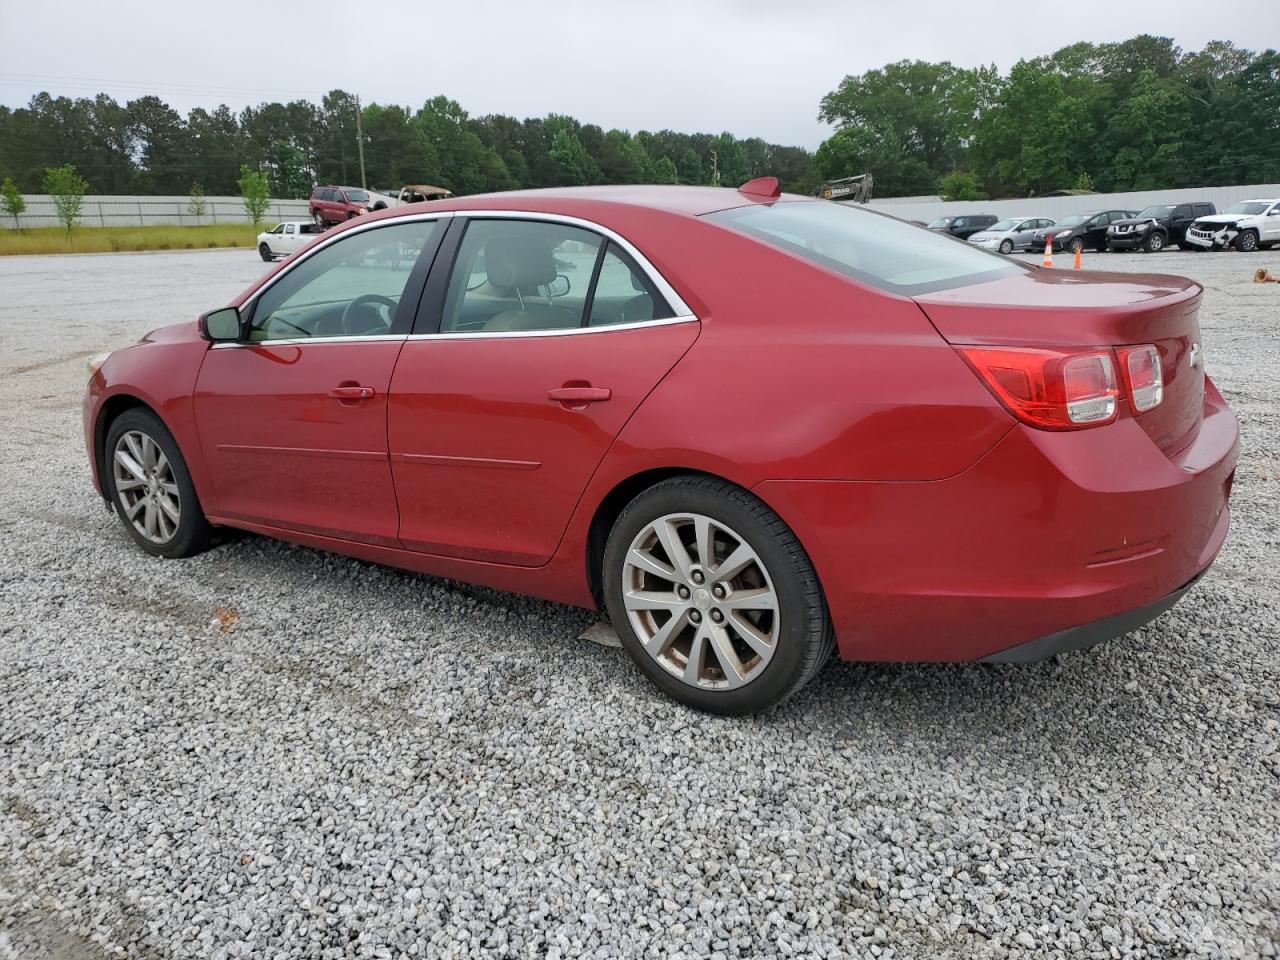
[708,201,1022,296]
[248,220,441,341]
[440,219,603,333]
[589,244,674,326]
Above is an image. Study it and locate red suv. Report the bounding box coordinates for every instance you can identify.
[309,186,370,227]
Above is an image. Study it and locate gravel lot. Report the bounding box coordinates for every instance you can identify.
[1,247,1278,959]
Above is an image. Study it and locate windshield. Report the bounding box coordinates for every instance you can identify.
[1056,214,1088,228]
[708,201,1022,296]
[344,189,369,202]
[926,217,954,228]
[989,220,1021,231]
[1225,201,1269,215]
[1136,205,1174,219]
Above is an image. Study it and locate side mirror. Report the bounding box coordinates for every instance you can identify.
[545,275,571,298]
[200,306,242,342]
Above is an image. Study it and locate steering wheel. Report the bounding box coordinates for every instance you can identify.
[340,294,398,335]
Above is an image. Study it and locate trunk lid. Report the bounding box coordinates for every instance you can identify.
[915,269,1205,455]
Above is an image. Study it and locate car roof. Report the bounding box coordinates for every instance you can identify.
[398,184,797,219]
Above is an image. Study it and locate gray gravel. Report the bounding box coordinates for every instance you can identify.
[1,247,1279,959]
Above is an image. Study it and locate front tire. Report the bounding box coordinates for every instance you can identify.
[999,239,1013,254]
[312,210,326,228]
[1143,232,1166,253]
[105,409,212,559]
[1069,236,1085,254]
[602,476,833,715]
[258,242,273,261]
[1235,230,1259,252]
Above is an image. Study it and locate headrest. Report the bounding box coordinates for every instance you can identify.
[485,237,557,291]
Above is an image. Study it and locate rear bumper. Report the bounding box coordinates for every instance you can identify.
[755,379,1238,662]
[979,573,1201,663]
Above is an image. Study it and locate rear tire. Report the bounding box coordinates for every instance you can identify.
[258,242,273,261]
[602,476,833,715]
[105,409,212,559]
[1235,230,1259,252]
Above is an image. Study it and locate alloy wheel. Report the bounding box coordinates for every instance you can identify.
[112,430,180,544]
[621,512,779,689]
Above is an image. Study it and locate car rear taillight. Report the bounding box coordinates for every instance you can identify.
[958,346,1119,430]
[1116,344,1163,412]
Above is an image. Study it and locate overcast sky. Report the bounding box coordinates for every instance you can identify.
[1,0,1276,149]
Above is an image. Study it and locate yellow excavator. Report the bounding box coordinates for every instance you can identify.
[819,173,873,203]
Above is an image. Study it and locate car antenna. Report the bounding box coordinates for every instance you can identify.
[738,176,781,199]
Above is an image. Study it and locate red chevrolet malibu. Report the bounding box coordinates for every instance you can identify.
[83,179,1238,714]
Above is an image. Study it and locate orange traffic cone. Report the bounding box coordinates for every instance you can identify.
[1042,235,1054,267]
[1073,246,1083,270]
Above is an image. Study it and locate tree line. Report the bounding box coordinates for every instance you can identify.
[1,34,1276,206]
[817,35,1280,199]
[0,91,818,199]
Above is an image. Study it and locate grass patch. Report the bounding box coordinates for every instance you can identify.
[0,224,263,256]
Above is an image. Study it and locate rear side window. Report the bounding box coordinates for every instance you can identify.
[589,244,673,327]
[708,201,1022,296]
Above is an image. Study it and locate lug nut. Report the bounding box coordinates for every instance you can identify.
[677,585,690,599]
[710,609,724,623]
[689,610,701,623]
[712,584,726,599]
[691,570,705,585]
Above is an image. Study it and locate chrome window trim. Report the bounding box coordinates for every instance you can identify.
[405,314,698,342]
[451,209,693,320]
[211,334,408,349]
[240,211,456,315]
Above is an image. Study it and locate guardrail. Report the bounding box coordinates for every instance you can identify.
[2,195,312,229]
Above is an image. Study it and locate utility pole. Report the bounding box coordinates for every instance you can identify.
[355,94,367,189]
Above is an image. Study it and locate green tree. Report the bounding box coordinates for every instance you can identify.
[236,165,271,224]
[938,170,984,200]
[1,176,25,228]
[42,163,88,238]
[187,182,207,223]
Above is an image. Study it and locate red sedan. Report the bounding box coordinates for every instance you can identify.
[83,179,1238,714]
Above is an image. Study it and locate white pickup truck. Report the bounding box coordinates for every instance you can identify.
[367,184,455,210]
[256,221,324,261]
[1184,198,1280,252]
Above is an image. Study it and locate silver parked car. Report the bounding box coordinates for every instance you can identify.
[967,216,1054,255]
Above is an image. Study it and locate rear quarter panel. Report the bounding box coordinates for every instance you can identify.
[590,216,1013,488]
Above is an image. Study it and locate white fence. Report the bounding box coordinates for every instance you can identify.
[866,183,1280,223]
[3,194,312,229]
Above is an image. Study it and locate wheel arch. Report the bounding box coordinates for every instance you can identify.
[94,394,162,502]
[582,466,828,612]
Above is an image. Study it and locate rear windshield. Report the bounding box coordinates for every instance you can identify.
[707,202,1023,296]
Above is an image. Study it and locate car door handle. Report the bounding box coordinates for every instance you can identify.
[329,385,375,400]
[548,386,611,403]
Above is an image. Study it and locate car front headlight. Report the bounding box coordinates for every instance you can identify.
[1136,222,1150,231]
[87,352,111,379]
